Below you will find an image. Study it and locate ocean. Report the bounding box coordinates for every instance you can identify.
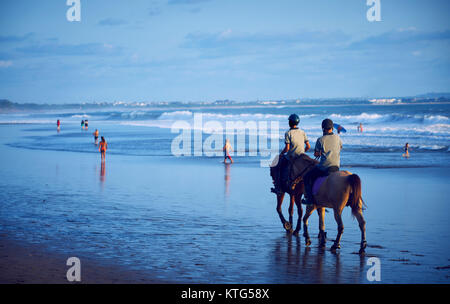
[1,101,450,168]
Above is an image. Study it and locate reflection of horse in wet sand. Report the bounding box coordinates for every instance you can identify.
[270,154,367,254]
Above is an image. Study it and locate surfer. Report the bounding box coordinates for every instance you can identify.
[223,139,234,163]
[99,136,108,161]
[272,114,310,195]
[302,118,342,205]
[93,129,99,145]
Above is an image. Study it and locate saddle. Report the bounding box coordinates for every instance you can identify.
[312,176,327,195]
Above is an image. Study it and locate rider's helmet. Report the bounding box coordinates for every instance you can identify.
[288,114,300,126]
[322,118,334,130]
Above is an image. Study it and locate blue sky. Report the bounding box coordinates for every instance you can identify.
[0,0,449,103]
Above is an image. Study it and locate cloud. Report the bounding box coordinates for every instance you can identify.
[181,28,349,59]
[98,18,128,26]
[0,33,35,44]
[0,60,13,68]
[16,42,123,57]
[148,7,162,16]
[349,29,450,49]
[168,0,211,5]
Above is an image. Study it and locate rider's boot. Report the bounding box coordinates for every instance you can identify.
[301,180,314,205]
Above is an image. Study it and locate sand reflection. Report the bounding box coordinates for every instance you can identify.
[100,161,106,184]
[224,163,231,197]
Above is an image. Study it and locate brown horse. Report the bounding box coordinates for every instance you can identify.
[271,154,367,254]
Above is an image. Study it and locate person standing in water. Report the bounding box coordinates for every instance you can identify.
[223,139,234,163]
[57,120,60,131]
[358,123,363,133]
[403,143,410,158]
[99,136,108,162]
[84,120,89,130]
[81,120,85,130]
[93,129,99,145]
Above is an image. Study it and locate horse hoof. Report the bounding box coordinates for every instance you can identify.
[293,230,300,237]
[283,222,292,231]
[331,243,340,251]
[305,239,311,246]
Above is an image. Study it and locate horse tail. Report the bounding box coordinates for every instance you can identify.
[347,174,363,216]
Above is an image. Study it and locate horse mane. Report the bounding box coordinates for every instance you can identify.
[270,153,318,182]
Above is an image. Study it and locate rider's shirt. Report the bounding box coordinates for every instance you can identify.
[315,133,342,170]
[285,128,309,160]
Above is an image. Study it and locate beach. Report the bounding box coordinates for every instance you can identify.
[0,118,449,284]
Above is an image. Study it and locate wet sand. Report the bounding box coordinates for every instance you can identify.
[0,238,165,284]
[0,124,449,284]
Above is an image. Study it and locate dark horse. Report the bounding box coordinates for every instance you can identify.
[270,154,367,254]
[270,154,314,235]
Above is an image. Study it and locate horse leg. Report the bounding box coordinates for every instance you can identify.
[331,208,344,251]
[302,204,316,246]
[276,193,291,231]
[293,192,303,236]
[287,194,295,233]
[318,208,327,248]
[354,207,367,254]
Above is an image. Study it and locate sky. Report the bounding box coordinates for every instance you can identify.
[0,0,449,103]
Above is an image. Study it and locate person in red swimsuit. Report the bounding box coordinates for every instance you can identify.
[99,136,108,161]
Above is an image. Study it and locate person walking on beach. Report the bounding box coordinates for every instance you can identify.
[272,114,310,195]
[403,143,410,158]
[93,129,99,145]
[81,120,85,129]
[223,139,234,164]
[99,136,108,161]
[302,118,342,205]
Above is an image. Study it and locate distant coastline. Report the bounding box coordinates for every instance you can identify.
[1,93,450,113]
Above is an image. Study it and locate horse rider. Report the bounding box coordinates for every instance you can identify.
[302,118,343,205]
[272,114,310,195]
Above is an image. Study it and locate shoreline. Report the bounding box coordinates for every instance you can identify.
[0,237,167,284]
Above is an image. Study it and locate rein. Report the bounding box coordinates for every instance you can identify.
[290,159,316,189]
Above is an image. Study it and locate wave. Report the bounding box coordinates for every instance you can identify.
[157,111,317,121]
[330,112,449,125]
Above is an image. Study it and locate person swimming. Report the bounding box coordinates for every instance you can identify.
[223,139,234,163]
[99,136,108,161]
